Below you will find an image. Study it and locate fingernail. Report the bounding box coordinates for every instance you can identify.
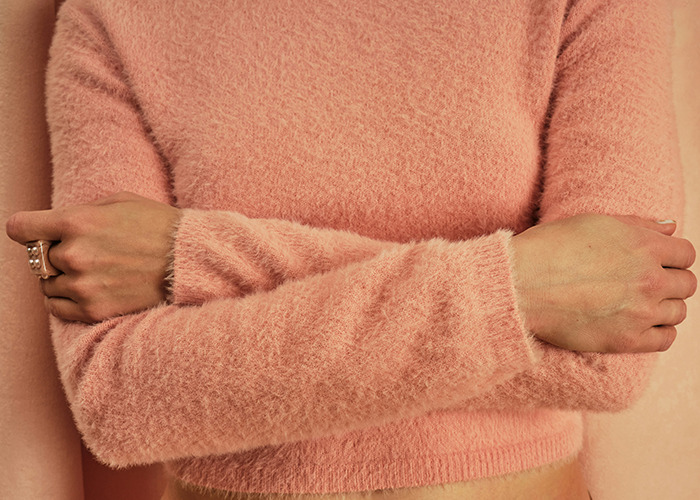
[656,219,676,224]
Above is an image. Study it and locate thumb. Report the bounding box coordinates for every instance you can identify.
[6,209,64,244]
[612,215,677,236]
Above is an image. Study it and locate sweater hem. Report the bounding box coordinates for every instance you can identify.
[165,410,583,495]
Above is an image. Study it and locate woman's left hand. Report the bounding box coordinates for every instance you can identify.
[6,191,181,323]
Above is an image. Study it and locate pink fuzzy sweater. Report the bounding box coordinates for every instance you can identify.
[46,0,682,494]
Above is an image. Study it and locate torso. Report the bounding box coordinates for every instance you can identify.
[162,455,590,500]
[101,0,565,241]
[93,2,586,497]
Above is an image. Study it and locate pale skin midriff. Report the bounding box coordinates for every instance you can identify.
[161,454,590,500]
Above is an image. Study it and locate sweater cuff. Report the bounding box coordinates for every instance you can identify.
[446,229,543,393]
[168,208,268,304]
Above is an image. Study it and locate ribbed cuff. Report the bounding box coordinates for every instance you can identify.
[169,208,251,305]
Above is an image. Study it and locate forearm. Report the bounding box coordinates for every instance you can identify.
[50,229,539,467]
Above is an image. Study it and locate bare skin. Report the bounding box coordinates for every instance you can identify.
[161,454,590,500]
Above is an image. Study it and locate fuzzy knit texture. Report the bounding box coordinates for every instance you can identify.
[45,0,683,495]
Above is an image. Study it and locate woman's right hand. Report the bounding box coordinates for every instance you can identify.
[511,214,696,353]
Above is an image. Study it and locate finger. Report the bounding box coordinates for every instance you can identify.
[44,296,93,323]
[44,240,73,273]
[638,325,677,353]
[40,274,74,300]
[660,268,697,299]
[5,208,66,244]
[654,235,696,269]
[652,219,678,236]
[612,215,677,236]
[654,299,687,326]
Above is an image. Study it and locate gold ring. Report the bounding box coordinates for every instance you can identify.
[26,240,60,280]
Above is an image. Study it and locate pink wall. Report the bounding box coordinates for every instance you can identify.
[0,1,83,498]
[0,1,164,499]
[584,4,700,499]
[0,1,697,498]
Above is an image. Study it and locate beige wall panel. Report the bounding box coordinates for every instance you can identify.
[584,3,700,499]
[0,1,83,499]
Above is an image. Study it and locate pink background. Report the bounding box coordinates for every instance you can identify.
[0,1,697,498]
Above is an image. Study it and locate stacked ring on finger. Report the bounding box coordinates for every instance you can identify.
[26,240,61,280]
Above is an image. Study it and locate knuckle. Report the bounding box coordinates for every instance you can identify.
[629,226,651,247]
[80,302,104,324]
[688,271,698,298]
[45,297,61,318]
[590,214,623,233]
[61,206,97,237]
[55,244,98,273]
[675,300,688,324]
[628,304,654,324]
[59,214,83,237]
[658,327,677,352]
[684,239,696,268]
[69,277,94,300]
[54,243,83,272]
[637,270,663,295]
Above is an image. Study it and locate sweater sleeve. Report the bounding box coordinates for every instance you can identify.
[47,2,541,467]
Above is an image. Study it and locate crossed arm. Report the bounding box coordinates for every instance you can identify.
[4,0,696,467]
[6,194,695,353]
